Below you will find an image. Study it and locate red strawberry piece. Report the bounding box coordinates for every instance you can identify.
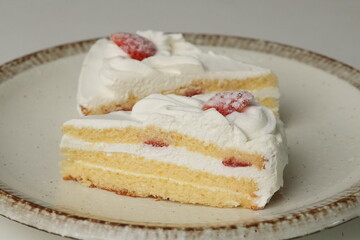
[110,32,157,61]
[202,91,254,116]
[144,140,169,147]
[222,157,252,167]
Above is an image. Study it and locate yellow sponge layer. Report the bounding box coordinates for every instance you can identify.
[60,149,260,209]
[163,73,278,95]
[61,148,258,194]
[258,97,278,111]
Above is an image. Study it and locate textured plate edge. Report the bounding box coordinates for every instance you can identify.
[0,33,359,239]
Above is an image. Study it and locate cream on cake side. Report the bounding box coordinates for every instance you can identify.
[77,31,278,115]
[60,93,288,208]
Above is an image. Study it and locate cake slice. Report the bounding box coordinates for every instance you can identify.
[78,30,279,115]
[60,91,288,209]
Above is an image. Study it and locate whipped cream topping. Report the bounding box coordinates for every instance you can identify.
[131,94,277,145]
[77,30,272,113]
[71,93,280,146]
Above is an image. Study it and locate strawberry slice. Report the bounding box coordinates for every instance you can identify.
[222,157,252,167]
[110,32,157,61]
[202,91,254,116]
[144,140,169,147]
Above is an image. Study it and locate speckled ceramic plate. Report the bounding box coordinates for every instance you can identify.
[0,34,359,240]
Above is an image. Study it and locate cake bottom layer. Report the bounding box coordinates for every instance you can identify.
[60,160,261,209]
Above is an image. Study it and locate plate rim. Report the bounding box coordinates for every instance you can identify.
[0,32,359,239]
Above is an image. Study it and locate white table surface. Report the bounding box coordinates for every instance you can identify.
[0,0,359,239]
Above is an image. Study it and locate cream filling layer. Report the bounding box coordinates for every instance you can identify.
[61,135,285,206]
[61,135,262,178]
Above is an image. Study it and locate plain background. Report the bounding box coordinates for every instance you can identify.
[0,0,359,239]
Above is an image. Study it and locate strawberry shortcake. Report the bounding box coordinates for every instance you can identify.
[77,31,279,115]
[60,91,288,209]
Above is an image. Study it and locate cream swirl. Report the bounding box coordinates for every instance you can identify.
[143,55,204,74]
[100,31,205,79]
[226,105,276,140]
[132,94,277,144]
[97,30,271,84]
